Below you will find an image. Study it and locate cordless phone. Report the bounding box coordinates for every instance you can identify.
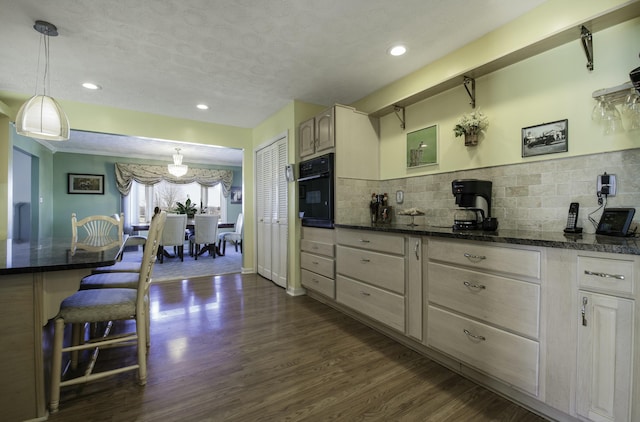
[564,202,582,233]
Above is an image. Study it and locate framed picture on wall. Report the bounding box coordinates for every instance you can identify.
[407,125,438,168]
[522,119,568,158]
[68,173,104,194]
[230,187,242,204]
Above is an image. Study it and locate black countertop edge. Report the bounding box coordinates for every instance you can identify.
[334,223,640,256]
[0,259,120,276]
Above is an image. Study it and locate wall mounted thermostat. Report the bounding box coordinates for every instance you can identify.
[285,164,295,182]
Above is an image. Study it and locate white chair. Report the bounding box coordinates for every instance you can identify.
[158,213,187,263]
[218,213,243,255]
[189,214,219,260]
[49,211,166,413]
[72,213,123,244]
[113,213,147,257]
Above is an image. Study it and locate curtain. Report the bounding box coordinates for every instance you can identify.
[115,163,233,197]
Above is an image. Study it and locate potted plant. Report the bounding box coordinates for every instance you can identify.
[175,198,198,218]
[453,109,489,146]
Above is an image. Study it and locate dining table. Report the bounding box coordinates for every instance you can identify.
[0,235,126,421]
[132,219,234,258]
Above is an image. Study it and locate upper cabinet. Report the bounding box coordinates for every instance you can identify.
[299,107,334,159]
[299,104,379,179]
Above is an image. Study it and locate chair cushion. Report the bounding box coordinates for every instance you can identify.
[93,261,141,273]
[125,236,146,247]
[81,272,139,289]
[58,288,137,323]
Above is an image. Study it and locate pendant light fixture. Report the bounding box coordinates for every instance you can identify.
[15,20,70,141]
[168,148,188,177]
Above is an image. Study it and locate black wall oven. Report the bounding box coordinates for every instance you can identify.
[298,153,334,228]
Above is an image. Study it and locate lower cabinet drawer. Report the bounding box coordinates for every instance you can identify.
[336,246,405,294]
[301,252,334,279]
[427,305,539,396]
[336,275,405,332]
[577,255,634,296]
[429,262,540,339]
[301,269,335,299]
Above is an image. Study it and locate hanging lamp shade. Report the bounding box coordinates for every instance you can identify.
[16,20,70,141]
[168,148,188,177]
[16,94,70,141]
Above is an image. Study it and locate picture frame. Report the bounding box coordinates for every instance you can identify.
[67,173,104,194]
[522,119,568,158]
[407,125,438,168]
[230,187,242,204]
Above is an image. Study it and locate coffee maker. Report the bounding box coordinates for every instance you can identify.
[451,179,493,230]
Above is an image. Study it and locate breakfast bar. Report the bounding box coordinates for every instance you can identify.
[0,238,124,421]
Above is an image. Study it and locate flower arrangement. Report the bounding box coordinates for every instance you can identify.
[453,109,489,137]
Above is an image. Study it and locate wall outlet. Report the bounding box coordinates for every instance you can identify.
[597,173,616,197]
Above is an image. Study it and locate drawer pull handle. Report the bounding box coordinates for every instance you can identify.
[463,329,486,341]
[584,270,625,280]
[360,258,370,263]
[359,239,371,243]
[312,245,318,249]
[414,241,420,260]
[464,253,486,261]
[312,261,319,265]
[312,279,319,284]
[463,281,486,290]
[360,291,371,297]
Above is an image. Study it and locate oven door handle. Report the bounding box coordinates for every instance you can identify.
[297,172,331,182]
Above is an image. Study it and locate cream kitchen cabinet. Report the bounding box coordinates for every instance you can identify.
[427,238,542,396]
[575,253,637,422]
[298,105,379,179]
[299,107,334,159]
[335,228,421,337]
[300,227,335,299]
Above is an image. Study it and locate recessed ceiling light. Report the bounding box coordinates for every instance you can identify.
[389,45,407,56]
[196,104,209,110]
[82,82,101,90]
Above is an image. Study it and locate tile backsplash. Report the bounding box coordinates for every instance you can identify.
[336,148,640,234]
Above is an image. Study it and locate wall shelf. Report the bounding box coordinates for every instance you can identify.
[369,1,640,119]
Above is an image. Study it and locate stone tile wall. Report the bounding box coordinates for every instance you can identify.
[336,148,640,234]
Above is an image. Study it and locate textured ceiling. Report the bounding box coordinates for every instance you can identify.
[0,0,546,165]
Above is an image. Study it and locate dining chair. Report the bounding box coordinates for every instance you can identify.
[158,213,187,263]
[189,214,220,260]
[49,211,166,413]
[218,213,243,255]
[71,212,123,244]
[113,213,147,257]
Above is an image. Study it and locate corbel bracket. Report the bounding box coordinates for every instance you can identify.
[393,105,406,130]
[463,76,476,108]
[581,25,594,71]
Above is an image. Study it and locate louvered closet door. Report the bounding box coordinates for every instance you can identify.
[256,146,273,279]
[270,139,288,288]
[255,136,288,287]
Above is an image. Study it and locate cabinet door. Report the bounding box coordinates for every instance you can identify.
[299,117,315,158]
[315,107,334,152]
[576,291,633,422]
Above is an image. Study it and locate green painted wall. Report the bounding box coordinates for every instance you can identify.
[51,152,242,238]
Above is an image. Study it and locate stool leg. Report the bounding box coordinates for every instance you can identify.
[50,318,65,413]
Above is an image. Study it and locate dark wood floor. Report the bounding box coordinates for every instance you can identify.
[48,273,548,421]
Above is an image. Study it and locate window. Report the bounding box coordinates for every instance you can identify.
[127,180,226,224]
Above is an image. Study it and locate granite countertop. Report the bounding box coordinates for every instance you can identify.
[334,223,640,256]
[0,237,124,275]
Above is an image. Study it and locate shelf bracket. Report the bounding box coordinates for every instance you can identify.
[463,77,476,108]
[581,25,594,71]
[393,105,406,130]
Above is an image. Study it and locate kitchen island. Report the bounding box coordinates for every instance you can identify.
[302,223,640,422]
[0,237,124,422]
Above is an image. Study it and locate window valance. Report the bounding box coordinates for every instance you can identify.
[115,163,233,196]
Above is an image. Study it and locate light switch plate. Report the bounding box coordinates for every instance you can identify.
[396,190,404,204]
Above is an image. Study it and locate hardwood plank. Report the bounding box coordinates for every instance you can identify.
[48,273,548,421]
